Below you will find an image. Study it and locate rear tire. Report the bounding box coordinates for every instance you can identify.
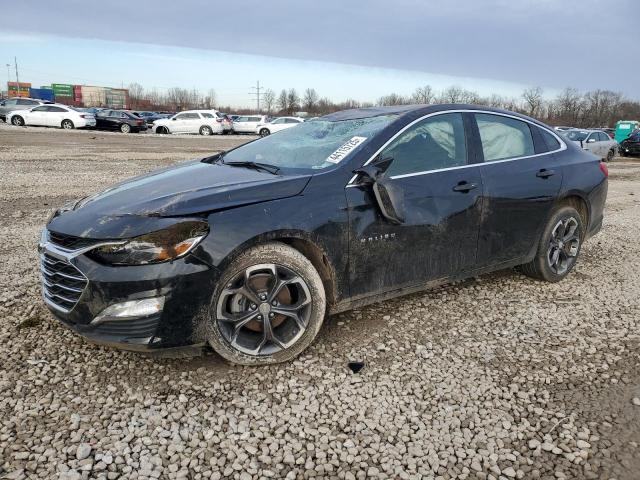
[61,119,74,130]
[520,206,584,282]
[120,123,131,134]
[155,126,169,134]
[12,116,24,126]
[207,242,326,365]
[606,149,614,162]
[259,128,270,137]
[199,125,212,136]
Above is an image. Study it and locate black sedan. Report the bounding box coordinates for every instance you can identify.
[619,129,640,156]
[39,104,608,364]
[94,110,147,133]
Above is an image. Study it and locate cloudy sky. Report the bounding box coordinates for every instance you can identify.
[1,0,637,107]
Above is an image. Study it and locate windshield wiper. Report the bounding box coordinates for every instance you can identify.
[224,161,280,175]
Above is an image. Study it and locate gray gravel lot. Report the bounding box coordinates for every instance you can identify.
[1,123,639,480]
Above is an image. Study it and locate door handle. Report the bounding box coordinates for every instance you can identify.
[452,182,478,193]
[536,169,556,178]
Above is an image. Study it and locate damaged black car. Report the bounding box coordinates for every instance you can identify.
[39,104,608,364]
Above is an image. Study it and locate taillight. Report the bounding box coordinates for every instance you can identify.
[599,161,609,177]
[137,120,143,125]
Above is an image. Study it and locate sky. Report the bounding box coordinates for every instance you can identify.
[1,0,638,108]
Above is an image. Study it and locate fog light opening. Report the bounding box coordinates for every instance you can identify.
[92,297,165,325]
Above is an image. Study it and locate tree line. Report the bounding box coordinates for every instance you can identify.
[128,82,640,128]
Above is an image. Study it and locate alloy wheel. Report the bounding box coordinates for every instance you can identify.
[121,123,131,133]
[62,120,73,129]
[12,116,24,126]
[547,217,580,275]
[215,263,312,356]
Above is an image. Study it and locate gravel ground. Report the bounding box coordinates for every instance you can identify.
[1,123,639,480]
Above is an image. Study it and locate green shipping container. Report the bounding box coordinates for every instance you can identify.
[52,83,74,95]
[615,120,640,143]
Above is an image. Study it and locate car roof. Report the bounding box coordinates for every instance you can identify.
[320,104,549,124]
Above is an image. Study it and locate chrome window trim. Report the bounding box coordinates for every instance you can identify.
[346,109,567,186]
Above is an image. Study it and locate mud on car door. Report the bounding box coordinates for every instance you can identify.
[346,112,483,298]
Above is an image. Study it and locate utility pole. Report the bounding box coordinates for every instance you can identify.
[249,80,263,112]
[14,57,19,85]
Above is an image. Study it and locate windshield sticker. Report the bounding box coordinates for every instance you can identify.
[326,136,368,164]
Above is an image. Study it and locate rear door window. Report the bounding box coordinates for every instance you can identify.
[538,128,561,152]
[47,106,67,113]
[475,114,535,161]
[201,112,214,119]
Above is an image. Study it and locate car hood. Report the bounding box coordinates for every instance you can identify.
[47,159,311,239]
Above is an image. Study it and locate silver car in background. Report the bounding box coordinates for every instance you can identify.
[231,114,270,134]
[0,97,53,122]
[560,129,618,162]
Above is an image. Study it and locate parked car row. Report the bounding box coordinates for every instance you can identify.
[1,97,311,137]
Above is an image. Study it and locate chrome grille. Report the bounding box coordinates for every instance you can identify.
[40,252,88,312]
[48,230,98,250]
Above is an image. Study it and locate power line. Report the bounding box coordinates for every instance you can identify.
[249,80,263,112]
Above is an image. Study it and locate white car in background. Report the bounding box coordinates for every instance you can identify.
[257,116,304,137]
[232,115,270,134]
[152,110,224,135]
[561,129,618,162]
[7,104,96,129]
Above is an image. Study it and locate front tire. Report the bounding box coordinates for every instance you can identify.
[61,119,74,130]
[120,123,131,134]
[208,242,326,365]
[155,126,169,134]
[259,128,270,137]
[520,206,584,282]
[12,116,24,126]
[199,125,212,136]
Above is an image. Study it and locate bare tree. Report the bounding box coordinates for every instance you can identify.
[203,88,217,109]
[263,89,275,113]
[378,93,409,106]
[522,86,544,117]
[128,83,144,108]
[303,88,319,112]
[412,85,435,104]
[277,89,288,113]
[440,86,464,103]
[287,88,300,114]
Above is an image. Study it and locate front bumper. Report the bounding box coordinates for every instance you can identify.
[38,230,219,352]
[620,143,640,155]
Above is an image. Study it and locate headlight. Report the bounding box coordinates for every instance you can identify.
[87,221,208,266]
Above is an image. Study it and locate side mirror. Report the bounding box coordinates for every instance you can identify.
[353,157,405,225]
[171,117,177,121]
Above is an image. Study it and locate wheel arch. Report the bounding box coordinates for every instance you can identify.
[555,193,590,230]
[216,230,338,307]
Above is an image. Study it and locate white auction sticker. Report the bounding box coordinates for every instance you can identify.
[326,136,368,164]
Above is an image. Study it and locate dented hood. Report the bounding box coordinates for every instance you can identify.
[48,159,311,239]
